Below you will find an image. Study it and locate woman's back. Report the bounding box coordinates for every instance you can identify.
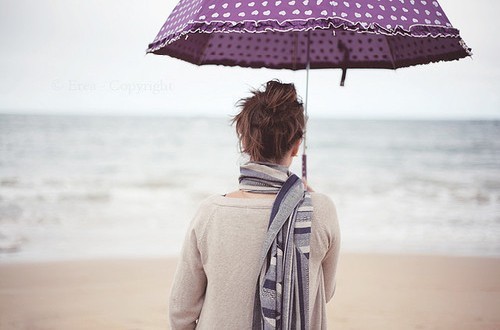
[169,193,340,329]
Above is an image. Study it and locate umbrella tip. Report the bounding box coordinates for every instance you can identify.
[340,68,347,87]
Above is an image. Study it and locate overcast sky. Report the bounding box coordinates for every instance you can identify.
[0,0,499,119]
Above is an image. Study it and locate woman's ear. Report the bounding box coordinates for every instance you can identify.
[291,139,301,157]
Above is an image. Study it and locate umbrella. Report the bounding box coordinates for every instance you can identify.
[146,0,471,178]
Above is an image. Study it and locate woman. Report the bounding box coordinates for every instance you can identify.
[169,80,341,329]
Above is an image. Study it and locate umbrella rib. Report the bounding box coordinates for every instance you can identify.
[197,33,213,65]
[384,36,397,70]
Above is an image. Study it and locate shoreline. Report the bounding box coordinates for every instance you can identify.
[1,253,499,329]
[2,249,499,265]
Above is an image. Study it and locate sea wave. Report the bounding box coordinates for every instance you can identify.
[1,115,499,261]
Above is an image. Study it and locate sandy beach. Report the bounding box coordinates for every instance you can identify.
[1,253,499,330]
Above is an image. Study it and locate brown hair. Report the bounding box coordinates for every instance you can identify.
[232,80,305,163]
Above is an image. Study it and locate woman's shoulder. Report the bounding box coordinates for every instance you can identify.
[199,194,223,205]
[309,192,339,230]
[187,195,223,234]
[189,195,221,220]
[194,194,224,214]
[310,192,337,210]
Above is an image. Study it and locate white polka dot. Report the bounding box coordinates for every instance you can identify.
[379,5,385,10]
[377,14,384,19]
[275,1,282,5]
[235,2,241,7]
[343,1,349,7]
[293,9,300,14]
[355,2,361,8]
[330,1,338,7]
[321,10,327,15]
[367,4,374,9]
[223,12,230,17]
[317,0,323,5]
[279,10,286,15]
[305,9,312,15]
[222,3,228,8]
[341,12,348,17]
[263,10,271,15]
[248,2,255,7]
[208,4,215,9]
[263,1,268,6]
[355,12,361,18]
[251,9,258,15]
[238,12,245,17]
[365,12,372,18]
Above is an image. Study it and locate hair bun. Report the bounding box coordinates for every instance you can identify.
[232,79,305,163]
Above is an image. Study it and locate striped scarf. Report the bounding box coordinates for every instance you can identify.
[239,162,313,330]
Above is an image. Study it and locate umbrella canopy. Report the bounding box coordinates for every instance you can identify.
[146,0,471,75]
[146,0,471,178]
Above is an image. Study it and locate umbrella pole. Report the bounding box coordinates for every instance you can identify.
[302,31,310,181]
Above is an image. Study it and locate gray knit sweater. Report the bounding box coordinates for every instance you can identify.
[169,193,341,329]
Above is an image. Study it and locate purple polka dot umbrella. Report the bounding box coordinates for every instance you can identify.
[146,0,471,178]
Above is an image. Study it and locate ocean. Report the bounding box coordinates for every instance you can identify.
[0,114,499,262]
